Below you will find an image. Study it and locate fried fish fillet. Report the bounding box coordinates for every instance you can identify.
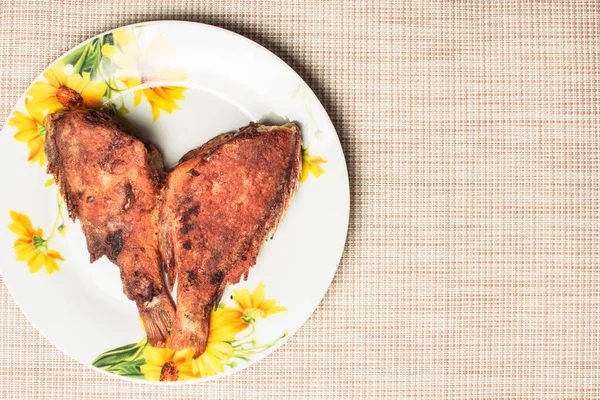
[160,122,302,356]
[45,109,175,347]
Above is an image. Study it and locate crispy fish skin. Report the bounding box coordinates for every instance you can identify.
[161,122,302,357]
[45,109,175,347]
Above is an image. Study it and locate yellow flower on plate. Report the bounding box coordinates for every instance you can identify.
[27,61,107,114]
[140,307,235,381]
[192,306,236,377]
[8,99,47,166]
[301,147,327,182]
[140,346,196,381]
[102,30,187,121]
[222,283,287,334]
[8,211,63,274]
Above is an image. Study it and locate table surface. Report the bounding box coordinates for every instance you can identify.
[1,1,599,399]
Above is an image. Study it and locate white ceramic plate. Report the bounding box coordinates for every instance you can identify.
[0,21,349,383]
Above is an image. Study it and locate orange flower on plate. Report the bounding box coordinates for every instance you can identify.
[26,61,106,114]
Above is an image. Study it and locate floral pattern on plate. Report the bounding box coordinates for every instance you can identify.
[92,282,287,381]
[9,28,187,171]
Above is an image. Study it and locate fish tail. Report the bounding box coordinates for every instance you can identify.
[168,306,211,358]
[138,292,176,347]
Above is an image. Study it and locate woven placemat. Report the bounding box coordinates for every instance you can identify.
[1,1,598,398]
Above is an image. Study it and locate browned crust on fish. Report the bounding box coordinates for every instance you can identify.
[160,122,302,357]
[45,109,175,347]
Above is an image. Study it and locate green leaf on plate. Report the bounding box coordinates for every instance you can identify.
[69,34,113,80]
[104,359,146,377]
[57,224,68,237]
[92,337,148,369]
[101,33,114,47]
[106,102,118,117]
[62,45,87,67]
[73,40,100,79]
[37,123,47,139]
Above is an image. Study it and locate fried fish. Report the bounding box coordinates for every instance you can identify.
[45,109,175,347]
[160,123,302,357]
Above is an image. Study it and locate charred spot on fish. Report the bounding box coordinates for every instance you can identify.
[210,271,223,286]
[181,205,200,223]
[82,110,110,126]
[106,230,123,259]
[131,278,156,303]
[209,289,222,307]
[183,240,192,250]
[241,255,247,261]
[187,270,199,286]
[182,224,195,234]
[98,155,112,171]
[86,196,95,203]
[67,192,80,214]
[125,270,157,303]
[110,136,125,149]
[188,169,200,176]
[180,206,200,234]
[122,182,134,211]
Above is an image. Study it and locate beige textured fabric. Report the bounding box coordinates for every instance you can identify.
[1,1,599,398]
